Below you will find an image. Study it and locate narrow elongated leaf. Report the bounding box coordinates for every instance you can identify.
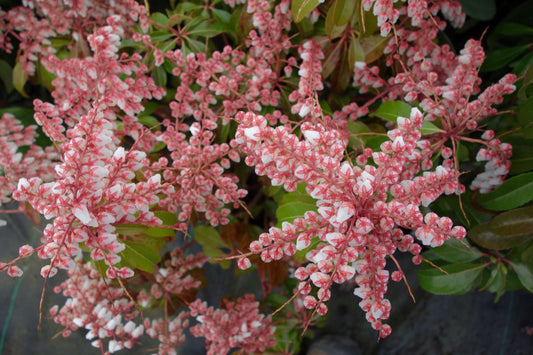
[154,210,178,225]
[194,225,230,249]
[459,0,496,21]
[12,61,28,97]
[510,262,533,292]
[417,263,486,295]
[325,8,346,39]
[151,12,169,26]
[121,239,162,272]
[489,205,533,237]
[430,239,483,263]
[372,101,412,122]
[420,121,444,135]
[276,185,316,226]
[291,0,320,23]
[482,45,530,72]
[331,0,357,27]
[115,224,148,236]
[348,36,365,73]
[477,172,533,211]
[468,223,531,250]
[0,59,13,93]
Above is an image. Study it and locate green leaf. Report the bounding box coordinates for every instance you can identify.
[477,172,533,211]
[480,265,506,300]
[372,101,412,122]
[459,0,496,21]
[194,225,230,249]
[115,224,149,236]
[322,41,343,78]
[430,238,483,263]
[468,223,531,250]
[519,62,533,100]
[151,65,167,88]
[481,45,530,72]
[325,5,346,39]
[145,226,176,238]
[276,184,316,226]
[138,115,160,129]
[360,34,389,63]
[492,22,533,37]
[330,0,356,27]
[12,61,28,97]
[212,8,231,23]
[188,21,230,37]
[150,31,174,42]
[510,261,533,292]
[365,135,388,151]
[347,121,371,149]
[522,244,533,263]
[489,205,533,237]
[291,0,320,23]
[417,263,486,295]
[151,12,169,26]
[120,239,162,272]
[348,35,365,73]
[154,210,178,226]
[420,121,444,135]
[0,59,13,94]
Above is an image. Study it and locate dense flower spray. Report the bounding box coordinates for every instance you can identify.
[0,0,527,353]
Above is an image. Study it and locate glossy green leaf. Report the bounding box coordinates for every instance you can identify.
[417,263,486,295]
[365,135,388,151]
[0,59,13,94]
[482,45,530,72]
[325,6,346,39]
[518,63,533,100]
[154,210,178,226]
[372,101,412,122]
[477,172,533,211]
[510,261,533,292]
[291,0,320,23]
[480,265,506,300]
[212,8,231,23]
[145,226,176,238]
[420,121,444,135]
[430,238,483,263]
[468,223,531,250]
[347,121,371,149]
[188,21,230,37]
[492,22,533,37]
[115,224,148,236]
[322,41,343,78]
[348,35,365,73]
[151,12,169,26]
[194,225,230,249]
[12,61,28,97]
[331,0,356,27]
[489,205,533,237]
[151,65,167,88]
[459,0,496,21]
[121,239,162,272]
[138,115,160,129]
[276,184,316,226]
[360,34,389,63]
[521,244,533,263]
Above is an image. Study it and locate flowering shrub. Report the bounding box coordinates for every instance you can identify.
[0,0,532,353]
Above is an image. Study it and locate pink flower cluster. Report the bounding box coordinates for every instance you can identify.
[50,259,143,354]
[235,108,466,337]
[0,0,142,75]
[189,294,276,355]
